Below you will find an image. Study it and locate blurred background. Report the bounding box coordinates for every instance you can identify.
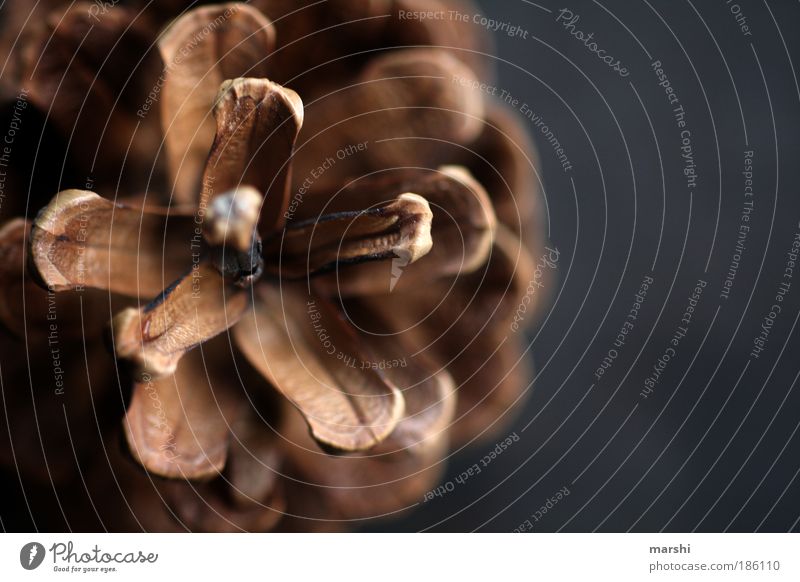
[1,0,798,534]
[382,0,800,532]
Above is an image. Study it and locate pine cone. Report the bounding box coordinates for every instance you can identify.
[0,0,549,531]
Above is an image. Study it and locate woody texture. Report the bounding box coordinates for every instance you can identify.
[0,0,549,531]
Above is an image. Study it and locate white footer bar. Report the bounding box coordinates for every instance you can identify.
[1,533,796,581]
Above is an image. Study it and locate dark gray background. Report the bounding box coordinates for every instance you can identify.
[380,0,800,532]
